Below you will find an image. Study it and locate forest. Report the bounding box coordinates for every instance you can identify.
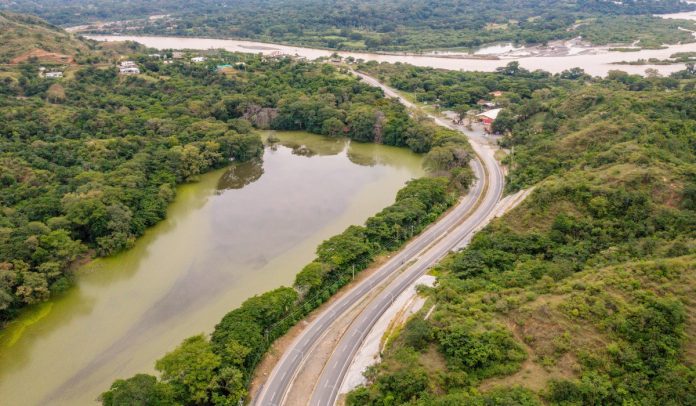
[95,60,477,406]
[96,58,696,405]
[345,65,696,405]
[3,0,695,51]
[1,5,694,405]
[0,32,471,326]
[98,61,696,405]
[358,60,569,116]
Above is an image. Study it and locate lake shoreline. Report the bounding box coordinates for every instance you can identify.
[0,131,425,406]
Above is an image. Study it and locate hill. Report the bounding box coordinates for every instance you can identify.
[347,66,696,405]
[0,11,90,63]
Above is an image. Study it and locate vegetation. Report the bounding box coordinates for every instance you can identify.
[4,5,695,405]
[576,15,696,49]
[1,14,473,326]
[0,13,477,406]
[358,60,567,115]
[347,65,696,405]
[101,175,464,405]
[3,0,694,51]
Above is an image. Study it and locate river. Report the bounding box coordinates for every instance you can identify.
[86,34,696,76]
[0,132,424,405]
[657,9,696,22]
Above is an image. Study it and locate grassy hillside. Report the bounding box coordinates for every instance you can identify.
[347,70,696,405]
[0,11,91,63]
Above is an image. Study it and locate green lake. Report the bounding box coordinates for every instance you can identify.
[0,131,424,405]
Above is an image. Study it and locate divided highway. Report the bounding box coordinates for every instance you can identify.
[254,72,505,406]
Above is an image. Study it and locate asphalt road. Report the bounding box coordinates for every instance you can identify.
[254,72,504,406]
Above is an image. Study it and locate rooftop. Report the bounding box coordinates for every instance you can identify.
[477,108,502,120]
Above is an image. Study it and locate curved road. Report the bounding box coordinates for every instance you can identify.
[254,73,505,406]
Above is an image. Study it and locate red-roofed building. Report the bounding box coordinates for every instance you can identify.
[476,108,502,133]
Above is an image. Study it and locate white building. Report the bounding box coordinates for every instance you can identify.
[477,108,502,120]
[191,56,207,63]
[120,60,137,68]
[44,71,63,79]
[119,66,141,75]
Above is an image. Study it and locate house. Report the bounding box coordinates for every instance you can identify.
[119,66,140,75]
[148,54,162,59]
[476,99,497,109]
[44,71,63,79]
[118,60,140,74]
[191,56,206,63]
[172,52,184,59]
[489,90,504,97]
[476,108,502,133]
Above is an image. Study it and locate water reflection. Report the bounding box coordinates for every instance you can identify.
[217,159,264,191]
[267,130,417,169]
[347,147,378,167]
[269,131,347,157]
[0,131,424,406]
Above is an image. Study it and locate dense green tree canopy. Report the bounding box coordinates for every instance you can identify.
[346,65,696,406]
[0,46,459,324]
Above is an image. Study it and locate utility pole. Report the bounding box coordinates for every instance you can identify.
[352,264,355,280]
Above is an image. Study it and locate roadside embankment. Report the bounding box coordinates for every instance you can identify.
[338,274,436,396]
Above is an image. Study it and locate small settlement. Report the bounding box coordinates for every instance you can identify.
[474,90,506,133]
[119,60,140,75]
[37,67,63,78]
[112,54,216,75]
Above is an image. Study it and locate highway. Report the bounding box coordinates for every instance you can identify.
[254,72,505,406]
